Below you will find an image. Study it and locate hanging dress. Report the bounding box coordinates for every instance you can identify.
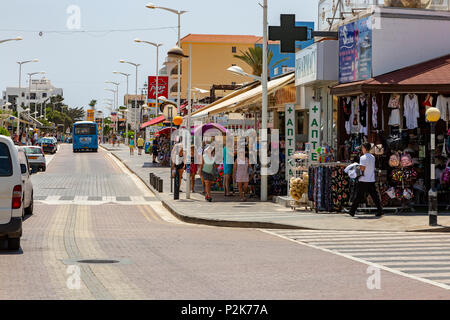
[403,94,420,130]
[372,96,378,129]
[388,94,401,126]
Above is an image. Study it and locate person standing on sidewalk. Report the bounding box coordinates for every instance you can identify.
[347,142,383,217]
[151,140,159,163]
[223,144,234,197]
[137,136,145,155]
[234,148,249,202]
[201,144,217,202]
[129,136,135,156]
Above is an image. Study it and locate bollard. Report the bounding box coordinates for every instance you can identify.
[150,173,154,187]
[174,170,180,200]
[158,178,163,193]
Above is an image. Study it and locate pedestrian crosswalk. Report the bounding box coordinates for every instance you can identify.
[263,229,450,290]
[35,195,157,205]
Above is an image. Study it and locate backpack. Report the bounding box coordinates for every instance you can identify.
[441,160,450,187]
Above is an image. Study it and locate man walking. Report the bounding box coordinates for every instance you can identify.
[347,142,383,217]
[137,135,145,155]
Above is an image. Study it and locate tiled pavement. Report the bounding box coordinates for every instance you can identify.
[103,144,450,233]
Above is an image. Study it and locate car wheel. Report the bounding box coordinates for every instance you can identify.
[25,193,33,216]
[42,166,46,172]
[8,238,20,251]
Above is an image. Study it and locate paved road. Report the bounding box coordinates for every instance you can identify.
[1,144,449,299]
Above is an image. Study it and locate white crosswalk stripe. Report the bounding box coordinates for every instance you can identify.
[262,229,450,290]
[35,195,157,205]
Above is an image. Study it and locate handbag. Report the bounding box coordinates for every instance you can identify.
[389,153,400,167]
[401,153,413,167]
[370,143,385,155]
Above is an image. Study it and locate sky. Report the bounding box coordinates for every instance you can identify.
[0,0,319,113]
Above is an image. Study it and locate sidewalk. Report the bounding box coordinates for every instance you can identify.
[102,144,450,232]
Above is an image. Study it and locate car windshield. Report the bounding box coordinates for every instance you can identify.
[23,147,43,155]
[74,124,96,135]
[0,142,12,176]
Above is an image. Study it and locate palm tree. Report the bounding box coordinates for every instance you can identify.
[233,46,289,78]
[89,100,97,108]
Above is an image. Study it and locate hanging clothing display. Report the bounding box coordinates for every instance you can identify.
[436,95,450,121]
[403,94,420,129]
[372,96,378,128]
[359,95,368,135]
[309,164,351,212]
[349,98,360,133]
[388,93,401,126]
[343,97,352,135]
[422,94,433,110]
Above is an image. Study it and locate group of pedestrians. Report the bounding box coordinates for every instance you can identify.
[171,140,255,202]
[128,135,145,156]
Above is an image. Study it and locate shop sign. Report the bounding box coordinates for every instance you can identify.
[308,100,321,162]
[295,44,317,86]
[338,16,372,83]
[110,112,117,123]
[148,76,169,100]
[285,104,296,180]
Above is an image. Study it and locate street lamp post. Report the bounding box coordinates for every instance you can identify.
[426,107,441,226]
[0,36,22,44]
[134,39,163,118]
[17,71,44,138]
[120,60,141,140]
[146,3,187,114]
[106,81,120,135]
[104,89,117,134]
[261,0,269,202]
[114,71,131,143]
[166,46,190,198]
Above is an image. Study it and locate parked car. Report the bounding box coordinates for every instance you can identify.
[19,146,46,172]
[0,135,34,250]
[36,137,57,154]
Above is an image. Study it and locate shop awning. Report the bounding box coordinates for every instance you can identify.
[140,115,165,129]
[155,127,176,136]
[191,73,295,118]
[331,54,450,96]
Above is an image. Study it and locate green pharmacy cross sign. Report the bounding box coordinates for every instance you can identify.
[308,101,321,162]
[285,104,296,180]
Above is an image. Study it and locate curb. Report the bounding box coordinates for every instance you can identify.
[103,147,450,233]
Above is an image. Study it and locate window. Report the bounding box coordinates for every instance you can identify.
[232,46,236,53]
[74,124,97,135]
[42,92,47,98]
[30,93,36,100]
[21,92,25,97]
[0,143,12,176]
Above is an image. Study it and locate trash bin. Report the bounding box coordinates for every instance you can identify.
[145,141,151,154]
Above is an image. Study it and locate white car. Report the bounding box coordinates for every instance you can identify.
[0,135,34,250]
[20,146,46,172]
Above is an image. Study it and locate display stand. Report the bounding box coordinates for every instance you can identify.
[288,151,311,211]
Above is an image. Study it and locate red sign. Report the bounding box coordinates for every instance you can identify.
[148,76,169,100]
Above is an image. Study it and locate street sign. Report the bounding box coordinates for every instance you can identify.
[269,14,308,53]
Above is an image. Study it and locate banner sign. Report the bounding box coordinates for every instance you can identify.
[285,104,296,180]
[86,109,95,121]
[338,16,372,83]
[148,76,169,100]
[110,112,117,123]
[308,101,321,162]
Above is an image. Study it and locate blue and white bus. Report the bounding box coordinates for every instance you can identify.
[72,121,98,152]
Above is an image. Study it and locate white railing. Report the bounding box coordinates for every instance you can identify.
[318,0,449,31]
